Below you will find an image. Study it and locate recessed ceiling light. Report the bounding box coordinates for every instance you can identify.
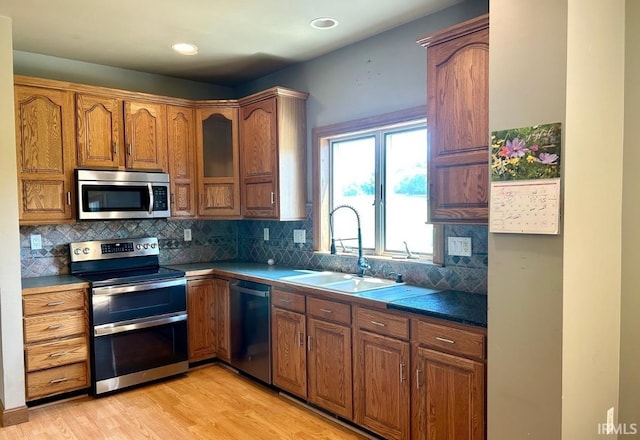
[171,43,198,55]
[310,17,339,30]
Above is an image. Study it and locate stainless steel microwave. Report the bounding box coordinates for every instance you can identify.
[76,169,171,220]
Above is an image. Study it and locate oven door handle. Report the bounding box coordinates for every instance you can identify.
[94,312,187,337]
[92,278,186,296]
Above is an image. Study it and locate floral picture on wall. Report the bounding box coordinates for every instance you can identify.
[491,122,561,181]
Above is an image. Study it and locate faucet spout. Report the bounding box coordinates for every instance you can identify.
[329,204,370,277]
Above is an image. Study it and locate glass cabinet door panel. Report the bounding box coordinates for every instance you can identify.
[202,114,233,178]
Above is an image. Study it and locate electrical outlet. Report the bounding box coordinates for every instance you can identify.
[184,229,192,241]
[263,228,270,241]
[293,229,306,244]
[30,234,42,250]
[448,237,472,256]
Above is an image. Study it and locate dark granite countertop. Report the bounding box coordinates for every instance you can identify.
[168,261,487,328]
[387,290,487,327]
[23,261,487,328]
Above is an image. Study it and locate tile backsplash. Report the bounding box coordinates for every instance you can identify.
[20,207,488,294]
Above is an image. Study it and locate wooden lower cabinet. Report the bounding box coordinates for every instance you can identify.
[214,278,231,362]
[187,276,231,363]
[412,346,485,440]
[22,285,89,401]
[354,329,410,440]
[307,317,353,419]
[271,307,307,398]
[187,278,217,362]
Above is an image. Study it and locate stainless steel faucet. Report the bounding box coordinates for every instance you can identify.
[329,204,370,277]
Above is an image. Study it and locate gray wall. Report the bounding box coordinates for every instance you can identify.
[488,0,566,438]
[13,50,235,100]
[620,0,640,432]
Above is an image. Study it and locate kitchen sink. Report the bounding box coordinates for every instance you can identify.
[281,271,402,294]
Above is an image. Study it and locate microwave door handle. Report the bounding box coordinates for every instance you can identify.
[147,183,154,215]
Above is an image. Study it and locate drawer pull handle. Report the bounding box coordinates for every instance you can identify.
[49,351,68,358]
[297,331,304,346]
[49,377,68,384]
[307,336,312,351]
[416,368,423,389]
[370,320,386,327]
[400,363,406,383]
[280,298,291,303]
[436,337,455,344]
[47,324,62,330]
[320,308,333,314]
[46,301,65,307]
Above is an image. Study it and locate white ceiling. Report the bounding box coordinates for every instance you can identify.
[0,0,461,86]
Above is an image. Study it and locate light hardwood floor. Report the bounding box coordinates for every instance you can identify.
[1,364,368,439]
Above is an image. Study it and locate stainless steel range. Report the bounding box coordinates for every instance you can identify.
[69,237,188,395]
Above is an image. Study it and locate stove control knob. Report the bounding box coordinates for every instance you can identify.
[73,248,82,256]
[82,247,90,255]
[136,244,142,250]
[150,243,156,249]
[143,243,149,249]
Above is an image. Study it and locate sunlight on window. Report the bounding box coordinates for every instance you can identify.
[329,123,431,257]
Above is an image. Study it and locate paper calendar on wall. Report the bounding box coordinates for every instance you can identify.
[490,122,562,235]
[490,179,560,234]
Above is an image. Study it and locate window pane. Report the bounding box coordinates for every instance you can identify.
[331,137,375,250]
[384,128,432,254]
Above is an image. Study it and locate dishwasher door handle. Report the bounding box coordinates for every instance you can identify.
[231,285,269,298]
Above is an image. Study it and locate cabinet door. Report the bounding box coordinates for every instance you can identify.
[271,307,306,398]
[424,17,489,223]
[76,94,124,168]
[354,330,410,440]
[124,100,168,171]
[15,85,76,223]
[187,279,216,362]
[214,278,231,362]
[167,105,196,217]
[240,97,278,218]
[307,317,353,419]
[412,346,485,440]
[196,107,240,217]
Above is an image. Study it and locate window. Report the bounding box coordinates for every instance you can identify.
[313,106,437,260]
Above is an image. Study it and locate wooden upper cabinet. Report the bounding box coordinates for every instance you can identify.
[76,94,168,172]
[14,85,76,224]
[167,105,196,217]
[419,14,489,223]
[195,106,240,218]
[124,100,168,171]
[239,88,308,220]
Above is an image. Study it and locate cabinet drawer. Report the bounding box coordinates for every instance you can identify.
[24,310,85,343]
[23,289,85,316]
[26,362,88,400]
[25,337,88,372]
[355,307,409,340]
[414,320,485,360]
[307,297,351,325]
[272,289,305,313]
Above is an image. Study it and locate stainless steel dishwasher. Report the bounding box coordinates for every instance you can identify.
[229,279,271,384]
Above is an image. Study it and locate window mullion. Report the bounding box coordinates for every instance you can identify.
[375,130,384,255]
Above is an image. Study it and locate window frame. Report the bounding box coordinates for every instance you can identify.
[312,106,444,265]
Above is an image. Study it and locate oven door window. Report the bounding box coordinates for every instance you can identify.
[81,184,150,213]
[93,320,187,381]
